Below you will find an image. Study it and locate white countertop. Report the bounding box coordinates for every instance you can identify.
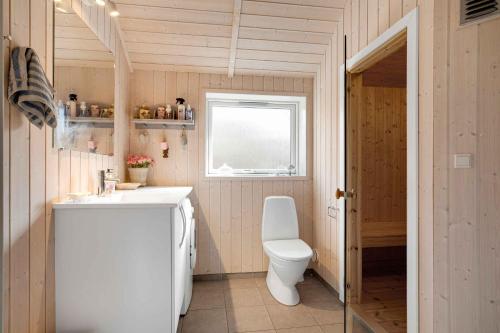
[53,186,193,209]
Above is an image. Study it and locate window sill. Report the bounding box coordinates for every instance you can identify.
[202,175,311,181]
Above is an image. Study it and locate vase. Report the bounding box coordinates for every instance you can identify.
[128,167,149,186]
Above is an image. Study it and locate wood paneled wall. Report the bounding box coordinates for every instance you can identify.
[360,86,407,228]
[432,2,500,332]
[315,0,500,332]
[113,41,130,181]
[128,71,314,275]
[312,31,341,290]
[2,1,129,332]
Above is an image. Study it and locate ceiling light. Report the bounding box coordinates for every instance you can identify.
[109,1,120,17]
[95,0,106,6]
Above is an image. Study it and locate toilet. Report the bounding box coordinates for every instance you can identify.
[262,196,313,306]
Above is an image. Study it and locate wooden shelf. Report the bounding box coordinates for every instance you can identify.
[132,118,195,129]
[68,117,114,128]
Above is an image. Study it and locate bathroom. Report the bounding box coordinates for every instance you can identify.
[2,1,500,333]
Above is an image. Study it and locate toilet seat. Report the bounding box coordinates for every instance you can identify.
[264,239,313,262]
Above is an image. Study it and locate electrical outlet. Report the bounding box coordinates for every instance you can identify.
[454,154,473,169]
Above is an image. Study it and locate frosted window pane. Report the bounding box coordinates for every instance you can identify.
[211,106,291,171]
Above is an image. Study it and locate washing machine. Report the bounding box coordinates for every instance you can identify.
[181,199,196,315]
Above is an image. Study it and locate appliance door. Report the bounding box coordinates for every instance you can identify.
[190,218,197,269]
[174,205,188,329]
[181,199,196,315]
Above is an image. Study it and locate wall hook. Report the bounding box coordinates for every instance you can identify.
[180,126,187,146]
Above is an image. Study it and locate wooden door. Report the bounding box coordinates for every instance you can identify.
[345,73,363,305]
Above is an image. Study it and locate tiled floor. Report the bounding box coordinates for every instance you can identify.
[179,273,345,333]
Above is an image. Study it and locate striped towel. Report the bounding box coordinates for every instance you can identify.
[8,47,57,129]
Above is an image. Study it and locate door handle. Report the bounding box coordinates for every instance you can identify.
[335,188,356,199]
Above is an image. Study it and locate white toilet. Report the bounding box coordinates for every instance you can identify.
[262,196,313,306]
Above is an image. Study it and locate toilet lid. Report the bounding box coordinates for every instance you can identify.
[263,239,313,262]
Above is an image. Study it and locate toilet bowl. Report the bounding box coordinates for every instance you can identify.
[262,196,313,306]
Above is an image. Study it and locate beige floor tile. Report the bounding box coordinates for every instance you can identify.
[265,304,317,329]
[190,289,226,310]
[254,277,268,288]
[304,302,344,325]
[320,324,344,333]
[225,288,264,307]
[181,308,228,333]
[226,305,274,333]
[276,326,323,333]
[258,287,281,305]
[223,278,258,290]
[297,275,323,288]
[193,280,225,292]
[297,285,339,304]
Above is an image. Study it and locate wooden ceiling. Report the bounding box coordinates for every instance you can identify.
[114,0,345,77]
[362,46,407,87]
[55,1,114,68]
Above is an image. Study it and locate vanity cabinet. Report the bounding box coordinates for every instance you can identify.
[53,187,193,333]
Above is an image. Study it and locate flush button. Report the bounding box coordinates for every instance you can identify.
[454,154,473,168]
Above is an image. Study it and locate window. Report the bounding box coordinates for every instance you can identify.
[206,92,307,177]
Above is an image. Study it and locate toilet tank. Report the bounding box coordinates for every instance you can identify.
[262,196,299,242]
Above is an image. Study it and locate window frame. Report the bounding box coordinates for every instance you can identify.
[205,91,307,178]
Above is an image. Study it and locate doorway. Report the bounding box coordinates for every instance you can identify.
[337,8,419,333]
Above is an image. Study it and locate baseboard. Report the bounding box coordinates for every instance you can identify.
[309,269,341,300]
[194,268,340,300]
[193,271,267,281]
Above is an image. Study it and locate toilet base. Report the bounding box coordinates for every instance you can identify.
[266,264,300,306]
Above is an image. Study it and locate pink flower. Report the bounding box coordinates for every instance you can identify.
[127,154,154,168]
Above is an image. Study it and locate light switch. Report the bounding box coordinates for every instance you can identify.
[454,154,473,168]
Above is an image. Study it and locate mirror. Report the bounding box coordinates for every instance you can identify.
[53,1,115,155]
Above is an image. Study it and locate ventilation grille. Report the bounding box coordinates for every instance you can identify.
[461,0,499,24]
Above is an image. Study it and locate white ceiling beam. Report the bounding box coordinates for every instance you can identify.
[113,17,134,72]
[228,0,242,78]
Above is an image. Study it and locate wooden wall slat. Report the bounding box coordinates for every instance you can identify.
[127,70,314,274]
[9,1,31,331]
[477,19,500,332]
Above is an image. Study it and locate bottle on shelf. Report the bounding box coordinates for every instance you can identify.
[176,98,186,120]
